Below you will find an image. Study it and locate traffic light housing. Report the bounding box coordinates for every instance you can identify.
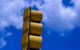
[21,7,43,50]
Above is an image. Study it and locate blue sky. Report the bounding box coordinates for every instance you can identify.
[0,0,80,50]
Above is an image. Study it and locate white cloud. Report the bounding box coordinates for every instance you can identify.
[71,0,80,26]
[4,32,12,37]
[29,0,80,37]
[0,0,29,31]
[0,32,12,48]
[59,33,65,37]
[0,0,28,48]
[0,38,7,48]
[42,0,78,32]
[0,0,80,48]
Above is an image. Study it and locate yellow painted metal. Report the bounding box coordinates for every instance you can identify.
[24,9,42,22]
[29,35,42,49]
[22,7,43,50]
[30,22,42,35]
[23,7,30,22]
[31,10,42,22]
[23,21,29,34]
[21,7,30,50]
[21,34,28,50]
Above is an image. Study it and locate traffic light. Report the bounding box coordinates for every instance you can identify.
[21,7,43,50]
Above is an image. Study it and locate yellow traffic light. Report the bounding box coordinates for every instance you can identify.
[21,7,43,50]
[30,22,42,35]
[29,35,42,49]
[31,10,42,22]
[24,8,42,22]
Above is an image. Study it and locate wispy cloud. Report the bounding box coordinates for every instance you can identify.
[42,0,77,31]
[0,0,28,48]
[28,0,80,37]
[0,38,7,48]
[0,0,80,48]
[0,32,12,48]
[0,0,28,31]
[37,0,80,37]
